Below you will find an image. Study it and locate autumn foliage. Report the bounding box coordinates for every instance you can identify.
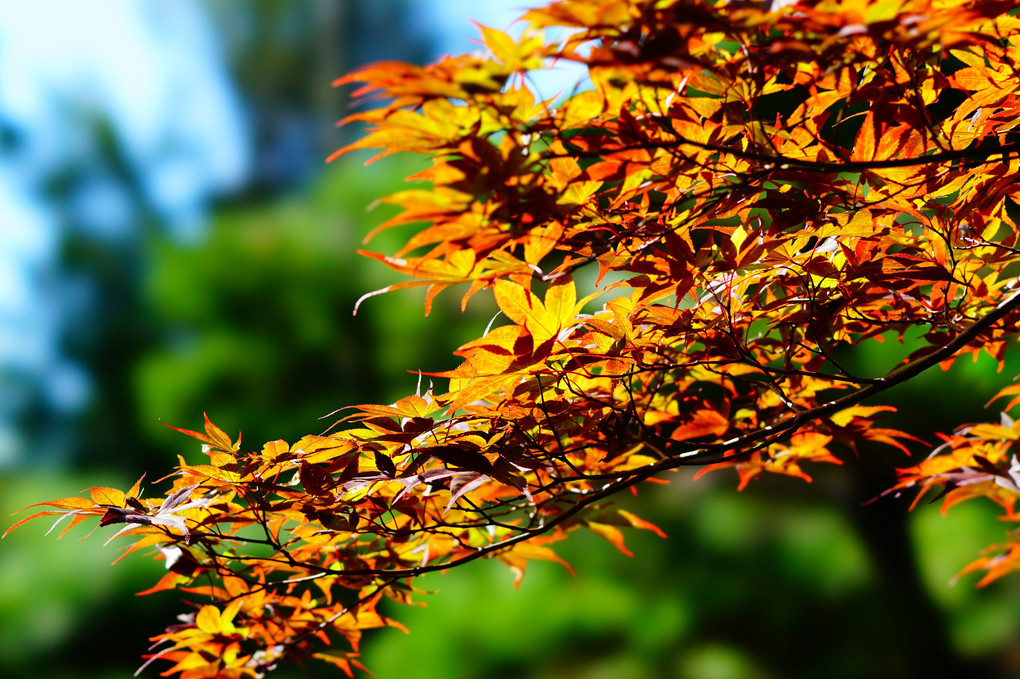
[11,0,1020,675]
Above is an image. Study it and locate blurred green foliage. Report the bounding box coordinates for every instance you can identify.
[364,466,1020,679]
[1,470,170,679]
[135,152,487,464]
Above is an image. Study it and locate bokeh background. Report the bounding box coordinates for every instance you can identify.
[2,2,1020,678]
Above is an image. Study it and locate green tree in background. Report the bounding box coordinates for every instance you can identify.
[137,153,486,465]
[61,0,435,474]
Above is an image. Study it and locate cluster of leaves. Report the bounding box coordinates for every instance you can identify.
[10,0,1020,676]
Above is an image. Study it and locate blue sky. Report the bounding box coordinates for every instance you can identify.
[423,0,588,99]
[424,0,539,52]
